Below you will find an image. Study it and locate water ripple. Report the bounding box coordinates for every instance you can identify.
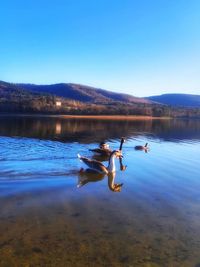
[0,136,80,180]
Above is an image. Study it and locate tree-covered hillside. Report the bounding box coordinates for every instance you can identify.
[0,81,200,117]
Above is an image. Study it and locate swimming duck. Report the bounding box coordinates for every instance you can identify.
[89,141,112,157]
[78,150,122,174]
[89,138,125,157]
[134,143,149,152]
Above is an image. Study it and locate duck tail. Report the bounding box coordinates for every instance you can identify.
[77,154,82,160]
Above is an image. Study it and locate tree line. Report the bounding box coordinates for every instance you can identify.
[0,92,200,118]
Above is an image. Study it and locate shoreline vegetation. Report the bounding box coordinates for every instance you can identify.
[1,105,199,118]
[1,81,200,118]
[0,113,172,120]
[1,81,200,119]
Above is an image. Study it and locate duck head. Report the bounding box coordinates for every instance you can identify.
[99,142,110,150]
[113,150,123,159]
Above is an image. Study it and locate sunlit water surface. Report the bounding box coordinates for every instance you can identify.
[0,116,200,267]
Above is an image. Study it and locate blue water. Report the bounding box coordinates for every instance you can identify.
[0,116,200,266]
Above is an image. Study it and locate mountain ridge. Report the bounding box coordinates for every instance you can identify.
[146,93,200,108]
[15,81,152,104]
[0,80,200,117]
[1,80,200,107]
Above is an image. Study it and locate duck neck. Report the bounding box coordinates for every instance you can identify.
[119,138,124,151]
[108,154,116,173]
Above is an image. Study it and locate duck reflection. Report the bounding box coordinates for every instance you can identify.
[77,169,105,188]
[77,170,124,192]
[108,172,123,192]
[119,156,127,171]
[77,156,126,192]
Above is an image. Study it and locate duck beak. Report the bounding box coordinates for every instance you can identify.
[115,150,123,158]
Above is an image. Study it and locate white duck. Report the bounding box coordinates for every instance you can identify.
[78,150,122,174]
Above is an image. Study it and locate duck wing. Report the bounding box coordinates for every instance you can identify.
[89,148,111,156]
[78,154,108,174]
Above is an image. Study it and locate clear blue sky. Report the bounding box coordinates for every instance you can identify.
[0,0,200,96]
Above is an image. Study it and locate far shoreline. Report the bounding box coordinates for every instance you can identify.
[0,113,172,120]
[57,115,172,120]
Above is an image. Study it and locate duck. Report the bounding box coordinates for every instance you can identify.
[78,150,123,174]
[89,138,125,158]
[89,141,112,157]
[134,142,149,152]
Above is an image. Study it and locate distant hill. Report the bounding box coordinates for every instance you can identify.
[0,80,85,113]
[0,80,200,118]
[16,82,151,104]
[0,80,154,115]
[146,94,200,108]
[0,80,44,99]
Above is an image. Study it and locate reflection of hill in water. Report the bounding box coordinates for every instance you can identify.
[0,116,199,142]
[151,119,200,141]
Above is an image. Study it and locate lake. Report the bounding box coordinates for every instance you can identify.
[0,116,200,267]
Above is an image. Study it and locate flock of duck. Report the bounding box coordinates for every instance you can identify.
[77,138,150,192]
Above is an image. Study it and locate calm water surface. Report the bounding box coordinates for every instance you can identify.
[0,116,200,267]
